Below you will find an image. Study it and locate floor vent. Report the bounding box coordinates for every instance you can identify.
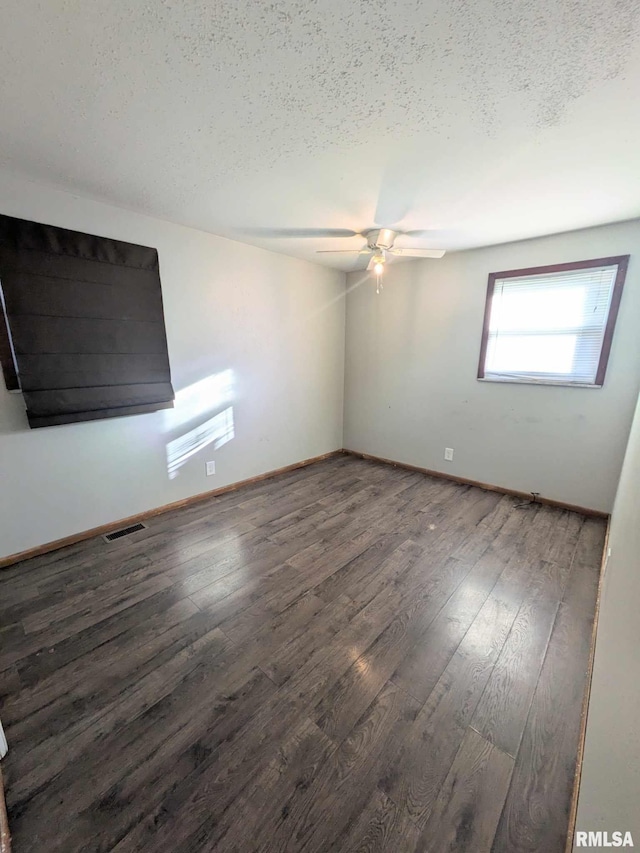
[102,522,147,543]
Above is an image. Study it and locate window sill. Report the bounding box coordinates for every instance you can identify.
[477,377,602,389]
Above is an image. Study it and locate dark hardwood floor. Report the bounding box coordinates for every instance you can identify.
[0,455,605,852]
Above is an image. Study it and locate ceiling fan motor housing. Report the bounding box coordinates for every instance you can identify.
[366,228,397,250]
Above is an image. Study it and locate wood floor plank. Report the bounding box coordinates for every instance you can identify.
[109,695,307,852]
[543,511,583,566]
[470,587,560,757]
[312,555,477,745]
[310,532,410,605]
[206,717,336,853]
[2,596,201,728]
[259,592,363,687]
[113,623,418,851]
[390,540,524,705]
[5,609,217,758]
[491,602,595,852]
[561,517,606,616]
[5,626,232,809]
[49,667,278,853]
[1,576,181,673]
[0,550,153,628]
[417,727,514,853]
[0,456,605,853]
[339,787,421,853]
[12,586,193,684]
[241,681,420,853]
[379,587,522,829]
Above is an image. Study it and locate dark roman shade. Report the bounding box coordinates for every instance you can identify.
[0,214,174,428]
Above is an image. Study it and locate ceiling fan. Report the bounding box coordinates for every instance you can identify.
[241,225,447,293]
[317,228,445,293]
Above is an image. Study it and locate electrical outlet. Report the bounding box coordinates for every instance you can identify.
[603,546,612,574]
[206,461,216,476]
[444,447,454,462]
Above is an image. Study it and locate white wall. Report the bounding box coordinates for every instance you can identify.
[573,391,640,846]
[344,221,640,512]
[0,172,346,560]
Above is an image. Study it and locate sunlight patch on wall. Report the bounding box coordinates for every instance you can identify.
[164,369,236,479]
[164,369,235,431]
[166,406,235,479]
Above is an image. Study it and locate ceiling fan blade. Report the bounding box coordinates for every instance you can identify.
[316,248,371,254]
[243,227,361,239]
[374,157,419,227]
[402,229,457,239]
[388,248,446,259]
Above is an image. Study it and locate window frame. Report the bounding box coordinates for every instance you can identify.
[477,255,630,388]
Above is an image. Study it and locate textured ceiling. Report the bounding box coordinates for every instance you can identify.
[1,0,639,270]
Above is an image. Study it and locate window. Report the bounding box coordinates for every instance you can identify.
[0,214,174,428]
[477,256,629,387]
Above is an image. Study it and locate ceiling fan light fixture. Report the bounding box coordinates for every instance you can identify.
[371,252,386,294]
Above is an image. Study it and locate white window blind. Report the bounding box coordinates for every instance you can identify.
[482,264,619,386]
